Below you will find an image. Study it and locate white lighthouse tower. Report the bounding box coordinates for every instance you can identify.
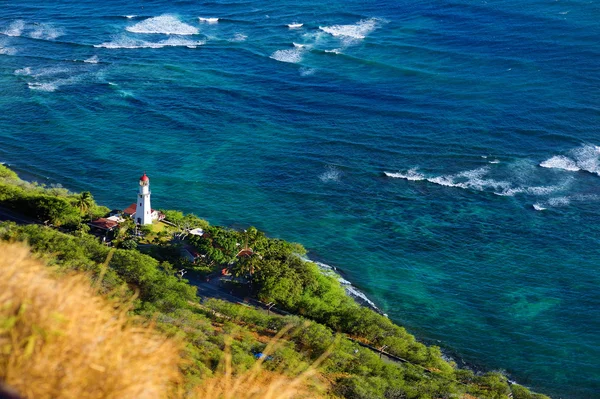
[135,173,153,225]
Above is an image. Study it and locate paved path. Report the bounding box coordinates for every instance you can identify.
[187,274,249,305]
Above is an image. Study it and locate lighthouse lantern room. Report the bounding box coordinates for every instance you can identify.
[135,173,153,225]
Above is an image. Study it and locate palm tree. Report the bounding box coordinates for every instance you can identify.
[76,191,94,221]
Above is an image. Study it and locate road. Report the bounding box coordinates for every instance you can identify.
[187,274,250,305]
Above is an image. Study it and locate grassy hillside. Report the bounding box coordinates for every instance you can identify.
[0,164,550,399]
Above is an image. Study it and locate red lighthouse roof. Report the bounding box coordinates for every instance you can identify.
[140,173,149,182]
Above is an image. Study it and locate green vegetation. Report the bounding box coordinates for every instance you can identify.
[0,165,550,399]
[0,165,108,227]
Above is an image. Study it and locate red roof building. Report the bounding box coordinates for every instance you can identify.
[89,218,119,231]
[236,248,255,258]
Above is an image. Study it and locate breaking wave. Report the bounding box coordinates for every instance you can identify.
[385,166,568,197]
[319,18,380,40]
[29,23,63,40]
[126,15,199,35]
[27,82,62,92]
[540,156,580,172]
[228,33,247,42]
[0,39,17,55]
[14,65,102,92]
[1,20,62,40]
[14,67,32,76]
[299,67,316,76]
[84,55,99,64]
[548,196,571,207]
[198,17,219,24]
[270,47,306,63]
[312,261,380,311]
[27,75,84,92]
[384,168,425,181]
[2,20,25,37]
[95,36,205,49]
[540,145,600,175]
[534,194,599,210]
[15,66,71,78]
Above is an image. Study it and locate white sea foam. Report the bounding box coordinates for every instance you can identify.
[124,15,136,19]
[25,71,87,92]
[386,166,569,198]
[312,261,379,310]
[29,23,63,40]
[525,183,568,196]
[572,145,600,175]
[3,20,25,37]
[126,15,199,35]
[319,166,341,182]
[426,167,512,193]
[15,66,71,78]
[548,197,571,207]
[14,67,32,76]
[2,20,62,40]
[497,184,565,197]
[489,159,500,164]
[31,67,71,78]
[84,55,99,64]
[198,17,219,24]
[288,23,303,29]
[536,193,600,209]
[27,82,59,92]
[319,18,379,40]
[0,46,17,55]
[299,67,316,76]
[384,168,425,181]
[228,33,247,42]
[95,36,205,49]
[345,285,379,310]
[119,90,134,98]
[293,42,307,48]
[302,31,327,43]
[324,48,342,54]
[540,145,600,175]
[270,47,305,63]
[540,155,580,172]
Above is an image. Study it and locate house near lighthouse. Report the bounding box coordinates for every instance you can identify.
[123,173,164,225]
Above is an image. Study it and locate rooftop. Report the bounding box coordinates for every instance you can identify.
[90,218,119,231]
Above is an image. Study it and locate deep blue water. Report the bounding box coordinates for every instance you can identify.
[1,1,599,397]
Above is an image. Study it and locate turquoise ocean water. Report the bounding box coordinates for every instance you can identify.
[1,1,599,397]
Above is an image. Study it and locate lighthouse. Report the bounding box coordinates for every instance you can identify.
[135,173,153,225]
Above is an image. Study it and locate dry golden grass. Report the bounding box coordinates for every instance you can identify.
[0,243,183,399]
[0,242,329,399]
